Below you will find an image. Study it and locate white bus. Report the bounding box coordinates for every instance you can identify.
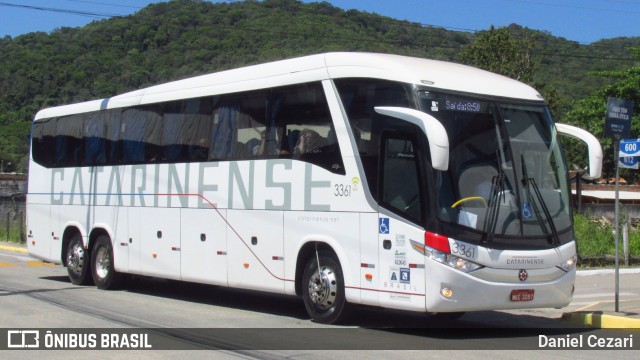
[27,52,602,324]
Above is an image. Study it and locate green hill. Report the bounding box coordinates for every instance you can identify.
[0,0,638,172]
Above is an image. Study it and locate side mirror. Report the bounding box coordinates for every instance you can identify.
[555,123,603,179]
[374,107,449,171]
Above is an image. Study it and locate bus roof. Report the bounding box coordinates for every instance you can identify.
[34,52,543,120]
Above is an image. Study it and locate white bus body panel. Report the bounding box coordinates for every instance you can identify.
[376,214,427,312]
[358,212,380,306]
[26,203,53,262]
[227,209,285,293]
[112,207,129,273]
[139,207,181,280]
[181,208,228,286]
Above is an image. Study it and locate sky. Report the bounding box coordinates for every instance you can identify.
[0,0,638,44]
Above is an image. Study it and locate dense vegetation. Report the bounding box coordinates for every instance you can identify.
[574,212,639,264]
[0,0,639,173]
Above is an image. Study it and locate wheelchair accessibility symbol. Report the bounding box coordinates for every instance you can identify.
[522,202,533,220]
[379,218,390,234]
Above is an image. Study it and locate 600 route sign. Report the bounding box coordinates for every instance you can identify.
[619,138,640,157]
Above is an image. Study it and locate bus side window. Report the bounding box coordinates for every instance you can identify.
[162,101,185,162]
[210,103,240,160]
[272,83,344,174]
[120,108,148,163]
[32,118,56,168]
[56,115,83,167]
[144,107,163,162]
[84,112,106,166]
[185,98,213,162]
[211,91,267,160]
[104,109,121,165]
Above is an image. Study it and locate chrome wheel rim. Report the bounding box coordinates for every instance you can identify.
[67,242,85,274]
[95,246,110,280]
[307,266,337,310]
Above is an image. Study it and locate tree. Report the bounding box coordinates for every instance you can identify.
[562,48,640,182]
[459,25,537,84]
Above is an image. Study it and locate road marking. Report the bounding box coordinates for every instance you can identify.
[575,301,601,311]
[0,261,55,267]
[0,245,27,254]
[573,292,636,298]
[26,261,55,267]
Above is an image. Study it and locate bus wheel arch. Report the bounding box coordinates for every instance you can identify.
[296,241,351,324]
[62,227,92,285]
[295,242,335,296]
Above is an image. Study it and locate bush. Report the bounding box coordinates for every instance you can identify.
[573,212,640,257]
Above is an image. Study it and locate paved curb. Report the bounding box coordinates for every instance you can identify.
[0,244,27,254]
[562,312,640,329]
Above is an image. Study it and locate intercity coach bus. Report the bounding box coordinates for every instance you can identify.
[27,52,603,324]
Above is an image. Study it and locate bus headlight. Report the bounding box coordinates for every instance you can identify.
[557,254,577,272]
[413,232,484,273]
[424,247,483,273]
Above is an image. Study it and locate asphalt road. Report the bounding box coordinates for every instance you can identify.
[1,248,638,359]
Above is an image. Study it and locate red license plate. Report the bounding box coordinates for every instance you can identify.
[510,289,534,302]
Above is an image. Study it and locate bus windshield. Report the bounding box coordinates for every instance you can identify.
[419,91,571,243]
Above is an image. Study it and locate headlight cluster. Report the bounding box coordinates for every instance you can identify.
[424,246,483,273]
[557,254,577,272]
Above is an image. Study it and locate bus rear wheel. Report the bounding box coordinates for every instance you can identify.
[302,251,350,324]
[91,235,121,290]
[66,233,92,285]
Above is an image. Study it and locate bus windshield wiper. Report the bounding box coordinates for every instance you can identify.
[520,155,560,246]
[482,154,505,244]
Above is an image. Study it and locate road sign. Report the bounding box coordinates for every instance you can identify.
[620,156,639,169]
[604,97,634,139]
[619,138,640,157]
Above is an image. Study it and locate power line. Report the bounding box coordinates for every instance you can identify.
[63,0,144,9]
[0,1,125,19]
[503,0,640,14]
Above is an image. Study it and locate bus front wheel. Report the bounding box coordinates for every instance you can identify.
[302,251,350,324]
[66,233,92,285]
[91,235,121,290]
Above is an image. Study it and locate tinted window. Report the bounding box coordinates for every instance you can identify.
[335,79,412,198]
[273,83,344,174]
[31,118,56,167]
[31,82,344,174]
[211,90,268,160]
[55,115,83,167]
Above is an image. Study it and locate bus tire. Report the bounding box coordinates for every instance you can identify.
[91,235,121,290]
[66,233,92,285]
[302,251,350,324]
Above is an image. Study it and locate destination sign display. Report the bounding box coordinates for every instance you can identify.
[441,98,487,113]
